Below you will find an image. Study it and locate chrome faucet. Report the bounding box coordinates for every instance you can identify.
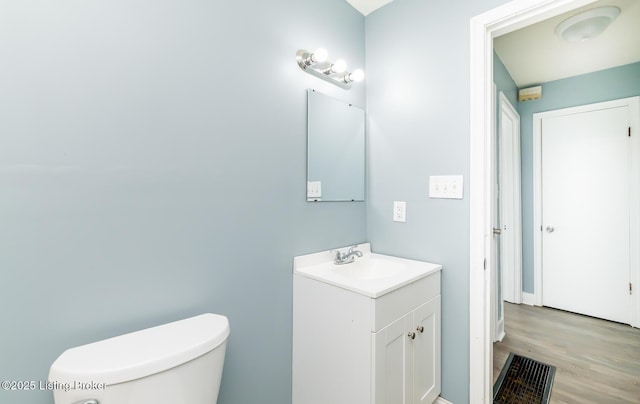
[332,245,363,265]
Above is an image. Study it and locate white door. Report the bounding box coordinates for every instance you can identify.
[491,85,505,343]
[499,92,522,305]
[541,106,631,324]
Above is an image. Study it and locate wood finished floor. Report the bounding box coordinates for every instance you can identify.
[493,303,640,403]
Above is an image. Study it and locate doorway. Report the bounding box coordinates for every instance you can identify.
[470,1,640,403]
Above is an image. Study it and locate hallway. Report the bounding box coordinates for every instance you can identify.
[493,303,640,403]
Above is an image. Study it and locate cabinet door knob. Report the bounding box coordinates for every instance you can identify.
[416,326,424,333]
[407,332,416,340]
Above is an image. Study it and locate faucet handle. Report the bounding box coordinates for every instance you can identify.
[347,244,359,253]
[330,249,343,260]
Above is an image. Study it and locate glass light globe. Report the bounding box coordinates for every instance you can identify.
[555,6,620,42]
[349,69,365,82]
[332,59,347,74]
[312,48,328,63]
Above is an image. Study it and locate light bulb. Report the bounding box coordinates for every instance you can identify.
[312,48,328,63]
[331,59,347,74]
[347,69,365,83]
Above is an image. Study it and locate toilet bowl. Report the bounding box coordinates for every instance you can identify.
[49,313,229,404]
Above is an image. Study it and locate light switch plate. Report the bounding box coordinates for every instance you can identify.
[429,175,464,199]
[393,201,406,222]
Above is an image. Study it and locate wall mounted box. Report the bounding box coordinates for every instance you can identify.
[518,85,542,101]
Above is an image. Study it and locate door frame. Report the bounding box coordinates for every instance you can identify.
[499,91,523,305]
[469,1,598,403]
[491,83,503,343]
[532,96,640,325]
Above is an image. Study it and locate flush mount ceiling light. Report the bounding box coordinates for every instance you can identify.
[555,6,620,42]
[296,48,364,90]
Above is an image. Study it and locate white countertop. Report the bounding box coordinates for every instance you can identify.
[293,243,442,298]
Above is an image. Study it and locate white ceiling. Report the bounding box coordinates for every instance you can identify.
[345,0,392,16]
[347,0,640,88]
[494,0,640,87]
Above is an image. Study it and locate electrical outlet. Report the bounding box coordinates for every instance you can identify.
[307,181,322,200]
[393,201,406,222]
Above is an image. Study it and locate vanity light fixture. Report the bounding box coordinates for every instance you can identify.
[555,6,620,42]
[296,48,364,90]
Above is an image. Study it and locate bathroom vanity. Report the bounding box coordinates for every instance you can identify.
[292,244,442,404]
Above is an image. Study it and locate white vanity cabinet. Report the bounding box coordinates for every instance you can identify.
[292,247,441,404]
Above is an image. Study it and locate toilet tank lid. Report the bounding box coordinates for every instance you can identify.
[49,313,229,386]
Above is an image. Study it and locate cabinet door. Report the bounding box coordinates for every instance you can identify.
[372,313,411,404]
[412,296,441,404]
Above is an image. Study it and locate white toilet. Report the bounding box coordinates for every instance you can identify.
[49,313,229,404]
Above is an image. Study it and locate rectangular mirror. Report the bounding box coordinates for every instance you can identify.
[306,89,365,202]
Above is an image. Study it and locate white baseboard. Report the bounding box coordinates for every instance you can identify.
[436,397,454,404]
[522,292,535,306]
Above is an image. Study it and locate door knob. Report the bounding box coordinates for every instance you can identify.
[416,326,424,333]
[546,226,555,233]
[407,332,416,340]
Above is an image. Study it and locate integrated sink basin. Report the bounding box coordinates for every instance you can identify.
[293,243,442,298]
[337,258,402,280]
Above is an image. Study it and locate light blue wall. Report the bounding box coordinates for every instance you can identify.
[365,0,510,402]
[494,52,518,109]
[518,62,640,293]
[0,1,365,403]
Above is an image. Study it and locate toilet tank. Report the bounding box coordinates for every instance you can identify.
[49,313,229,404]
